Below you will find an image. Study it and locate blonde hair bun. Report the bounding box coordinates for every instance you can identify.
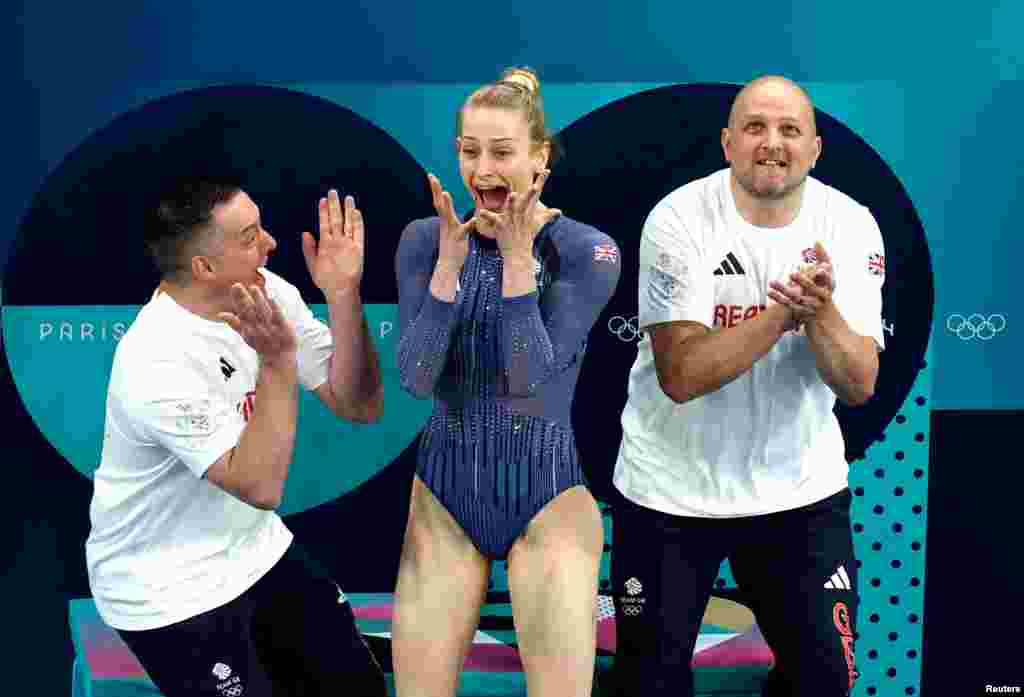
[500,66,541,95]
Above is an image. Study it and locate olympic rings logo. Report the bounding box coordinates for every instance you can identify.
[622,605,642,616]
[946,314,1007,341]
[608,315,644,342]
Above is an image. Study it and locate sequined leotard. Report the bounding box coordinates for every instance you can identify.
[396,214,620,558]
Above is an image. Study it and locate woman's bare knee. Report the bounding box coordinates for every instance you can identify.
[393,480,491,697]
[506,494,600,697]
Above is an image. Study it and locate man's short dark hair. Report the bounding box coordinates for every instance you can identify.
[144,178,240,282]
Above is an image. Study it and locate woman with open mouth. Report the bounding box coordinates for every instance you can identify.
[392,66,622,697]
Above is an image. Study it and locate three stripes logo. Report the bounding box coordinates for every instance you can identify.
[824,565,852,590]
[713,252,746,276]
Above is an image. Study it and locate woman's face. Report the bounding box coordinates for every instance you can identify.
[458,106,547,237]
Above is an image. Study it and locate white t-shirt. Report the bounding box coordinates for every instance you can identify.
[86,268,333,630]
[614,169,886,518]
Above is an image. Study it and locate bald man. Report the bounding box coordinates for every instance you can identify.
[608,76,886,696]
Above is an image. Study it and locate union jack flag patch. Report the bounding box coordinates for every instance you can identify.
[868,253,885,277]
[593,243,618,263]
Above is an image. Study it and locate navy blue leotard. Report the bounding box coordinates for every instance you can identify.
[396,214,620,559]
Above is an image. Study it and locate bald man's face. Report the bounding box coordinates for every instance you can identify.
[722,81,821,201]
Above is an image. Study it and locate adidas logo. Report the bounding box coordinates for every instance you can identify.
[824,565,852,590]
[713,253,746,276]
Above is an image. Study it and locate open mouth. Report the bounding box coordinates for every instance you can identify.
[475,185,510,211]
[756,159,788,169]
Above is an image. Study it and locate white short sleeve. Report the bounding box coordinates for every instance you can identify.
[125,361,245,478]
[831,206,886,350]
[263,272,333,391]
[637,202,713,330]
[288,293,333,391]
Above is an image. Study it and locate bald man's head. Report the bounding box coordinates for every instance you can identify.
[721,74,822,203]
[728,75,817,135]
